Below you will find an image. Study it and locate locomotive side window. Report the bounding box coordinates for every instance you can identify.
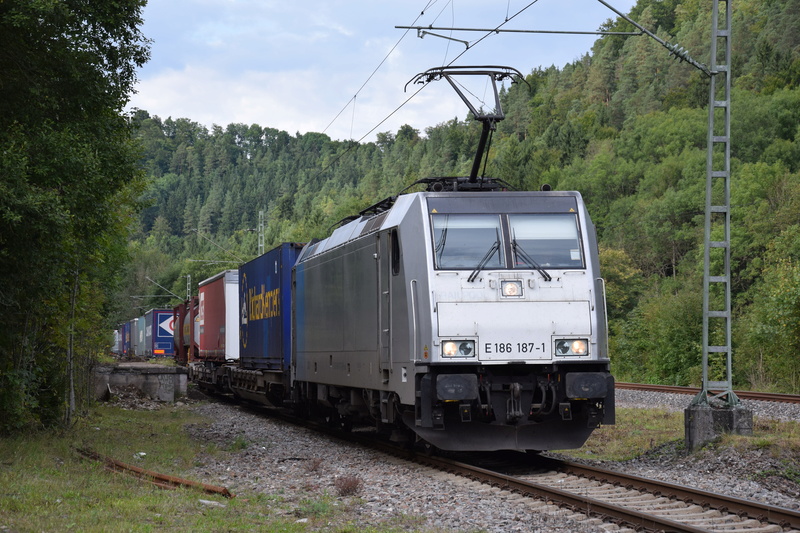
[509,214,584,268]
[432,214,504,269]
[390,228,400,276]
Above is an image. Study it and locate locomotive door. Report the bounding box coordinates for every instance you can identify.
[377,232,391,377]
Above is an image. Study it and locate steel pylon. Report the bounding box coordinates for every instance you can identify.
[692,0,738,408]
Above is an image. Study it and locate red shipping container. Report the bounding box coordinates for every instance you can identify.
[198,270,239,362]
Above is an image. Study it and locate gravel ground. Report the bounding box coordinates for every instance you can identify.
[184,401,600,532]
[612,389,800,512]
[169,389,800,532]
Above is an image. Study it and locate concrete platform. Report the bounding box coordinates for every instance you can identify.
[94,362,188,403]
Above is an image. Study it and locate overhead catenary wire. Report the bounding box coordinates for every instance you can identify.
[441,0,543,66]
[315,84,427,176]
[325,0,543,144]
[323,0,543,142]
[315,0,543,176]
[322,0,438,138]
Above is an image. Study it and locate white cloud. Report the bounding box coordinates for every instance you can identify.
[130,0,640,142]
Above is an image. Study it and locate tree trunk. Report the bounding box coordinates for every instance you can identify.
[66,268,79,426]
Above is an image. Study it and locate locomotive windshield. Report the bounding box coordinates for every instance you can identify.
[430,212,584,270]
[432,215,504,269]
[509,214,583,269]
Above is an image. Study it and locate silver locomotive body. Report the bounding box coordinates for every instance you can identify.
[292,190,614,451]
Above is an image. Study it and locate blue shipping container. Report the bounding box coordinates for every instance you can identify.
[121,321,131,355]
[239,242,303,370]
[145,308,176,357]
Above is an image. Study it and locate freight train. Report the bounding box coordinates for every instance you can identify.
[123,67,615,452]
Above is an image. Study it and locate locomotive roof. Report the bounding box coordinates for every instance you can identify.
[299,189,587,263]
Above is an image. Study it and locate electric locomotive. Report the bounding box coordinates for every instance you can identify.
[292,186,614,451]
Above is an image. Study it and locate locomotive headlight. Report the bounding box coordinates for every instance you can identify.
[571,340,587,355]
[555,339,589,356]
[442,340,475,357]
[501,280,523,298]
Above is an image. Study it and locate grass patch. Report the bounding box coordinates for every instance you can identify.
[556,407,685,461]
[0,403,318,532]
[556,408,800,468]
[721,418,800,484]
[295,493,336,518]
[227,434,249,452]
[724,417,800,453]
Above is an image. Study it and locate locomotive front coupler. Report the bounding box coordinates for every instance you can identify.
[506,382,524,423]
[459,403,472,422]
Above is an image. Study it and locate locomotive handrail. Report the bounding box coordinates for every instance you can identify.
[410,279,419,362]
[597,277,609,358]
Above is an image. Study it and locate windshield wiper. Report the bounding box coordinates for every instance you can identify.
[512,239,552,282]
[468,241,500,282]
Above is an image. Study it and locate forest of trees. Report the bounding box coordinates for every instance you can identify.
[3,0,800,433]
[123,0,800,395]
[0,1,150,432]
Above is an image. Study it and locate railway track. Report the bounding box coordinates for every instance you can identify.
[526,456,800,532]
[291,414,800,533]
[616,382,800,404]
[232,390,800,532]
[402,451,800,533]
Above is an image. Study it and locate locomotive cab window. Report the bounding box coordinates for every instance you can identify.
[390,228,401,276]
[432,214,504,269]
[509,214,584,269]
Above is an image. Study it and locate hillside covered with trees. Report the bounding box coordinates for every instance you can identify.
[124,0,800,394]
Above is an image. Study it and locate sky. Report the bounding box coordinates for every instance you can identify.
[127,0,639,142]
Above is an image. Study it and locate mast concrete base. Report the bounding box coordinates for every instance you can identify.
[684,404,752,451]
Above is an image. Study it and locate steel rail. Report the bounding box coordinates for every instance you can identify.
[76,447,234,498]
[408,452,711,533]
[541,456,800,531]
[616,382,800,404]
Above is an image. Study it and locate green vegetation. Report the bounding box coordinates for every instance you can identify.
[0,404,383,532]
[559,408,800,472]
[714,420,800,489]
[560,407,686,461]
[0,1,150,432]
